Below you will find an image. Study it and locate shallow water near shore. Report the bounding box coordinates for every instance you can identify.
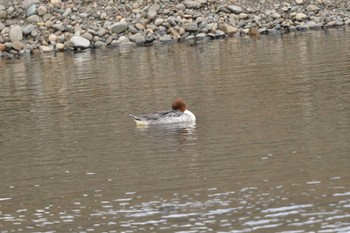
[1,29,350,232]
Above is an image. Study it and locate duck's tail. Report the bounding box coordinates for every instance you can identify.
[129,114,148,126]
[129,114,141,121]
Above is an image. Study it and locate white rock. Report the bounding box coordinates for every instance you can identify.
[70,36,90,49]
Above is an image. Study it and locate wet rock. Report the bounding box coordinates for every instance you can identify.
[9,26,23,42]
[224,25,239,35]
[111,20,128,34]
[70,35,90,49]
[196,33,207,40]
[40,45,54,52]
[94,41,106,47]
[56,43,64,50]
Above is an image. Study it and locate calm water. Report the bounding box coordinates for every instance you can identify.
[1,29,350,232]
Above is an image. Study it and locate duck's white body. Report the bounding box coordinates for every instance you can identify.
[129,110,196,126]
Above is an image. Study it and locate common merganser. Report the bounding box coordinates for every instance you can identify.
[129,98,196,126]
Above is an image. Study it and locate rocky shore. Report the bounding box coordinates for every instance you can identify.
[0,0,349,58]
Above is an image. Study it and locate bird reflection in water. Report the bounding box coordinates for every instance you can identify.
[135,122,197,144]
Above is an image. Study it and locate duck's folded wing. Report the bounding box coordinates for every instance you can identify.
[144,110,183,120]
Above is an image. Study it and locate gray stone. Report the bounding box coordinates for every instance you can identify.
[196,33,207,39]
[82,32,93,41]
[31,29,38,37]
[12,40,24,51]
[227,5,243,14]
[37,5,47,16]
[23,24,35,35]
[159,35,173,43]
[183,23,198,32]
[111,20,128,34]
[22,0,39,9]
[128,25,138,34]
[40,45,54,52]
[94,41,106,47]
[98,28,107,37]
[56,43,65,50]
[183,0,201,9]
[306,5,320,12]
[70,35,90,49]
[0,10,7,19]
[147,10,157,19]
[62,8,72,17]
[239,13,249,19]
[79,13,88,18]
[48,34,57,42]
[295,0,303,4]
[154,18,164,26]
[0,22,5,31]
[52,23,65,31]
[27,4,37,16]
[27,15,40,23]
[0,5,5,11]
[129,33,145,44]
[149,4,160,12]
[176,3,186,11]
[9,26,23,42]
[224,25,239,35]
[295,13,307,21]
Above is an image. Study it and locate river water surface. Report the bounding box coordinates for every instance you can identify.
[1,29,350,232]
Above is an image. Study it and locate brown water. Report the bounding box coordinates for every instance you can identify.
[1,29,350,232]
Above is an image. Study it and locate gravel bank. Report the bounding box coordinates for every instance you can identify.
[0,0,349,58]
